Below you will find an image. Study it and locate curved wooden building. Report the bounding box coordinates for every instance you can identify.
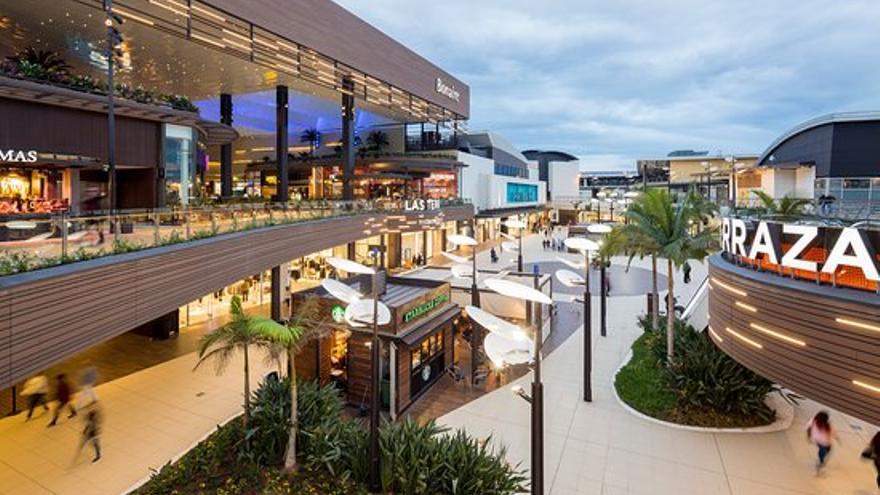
[708,254,880,424]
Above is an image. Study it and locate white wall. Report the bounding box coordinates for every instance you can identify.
[759,167,816,200]
[458,151,546,213]
[547,160,580,200]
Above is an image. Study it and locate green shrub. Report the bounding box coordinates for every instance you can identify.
[112,239,144,254]
[244,376,292,466]
[619,316,790,427]
[379,419,527,495]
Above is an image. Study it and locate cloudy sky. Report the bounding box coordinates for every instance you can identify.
[336,0,880,171]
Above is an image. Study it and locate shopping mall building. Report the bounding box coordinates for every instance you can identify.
[0,0,496,414]
[707,111,880,424]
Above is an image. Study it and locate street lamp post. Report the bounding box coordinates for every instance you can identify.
[587,224,612,337]
[322,256,387,493]
[503,219,527,272]
[561,237,598,402]
[447,233,481,382]
[479,277,552,495]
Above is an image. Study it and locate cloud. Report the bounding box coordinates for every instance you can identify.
[336,0,880,168]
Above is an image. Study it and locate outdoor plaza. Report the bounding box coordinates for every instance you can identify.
[0,232,876,494]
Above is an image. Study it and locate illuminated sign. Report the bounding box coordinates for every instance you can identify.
[0,150,38,163]
[507,183,538,203]
[435,77,461,103]
[721,218,880,283]
[404,198,441,211]
[403,293,450,323]
[331,305,345,323]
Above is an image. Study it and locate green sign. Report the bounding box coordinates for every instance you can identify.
[403,293,450,323]
[331,305,345,323]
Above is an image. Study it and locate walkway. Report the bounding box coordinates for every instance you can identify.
[438,247,880,495]
[0,350,276,495]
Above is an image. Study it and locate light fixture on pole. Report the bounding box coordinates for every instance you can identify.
[103,0,124,222]
[587,224,612,337]
[560,237,598,402]
[503,218,527,272]
[447,233,482,381]
[476,276,551,495]
[323,256,386,493]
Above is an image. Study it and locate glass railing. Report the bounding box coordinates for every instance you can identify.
[0,198,471,277]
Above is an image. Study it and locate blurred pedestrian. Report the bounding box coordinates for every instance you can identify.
[78,366,99,411]
[21,374,49,421]
[807,411,838,472]
[683,262,692,284]
[48,373,76,427]
[75,409,102,463]
[861,431,880,488]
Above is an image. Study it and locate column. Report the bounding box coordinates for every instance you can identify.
[276,85,289,203]
[341,77,355,201]
[387,232,402,269]
[271,265,283,322]
[220,93,233,198]
[347,242,356,261]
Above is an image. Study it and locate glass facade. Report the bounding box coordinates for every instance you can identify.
[506,182,538,203]
[164,124,197,207]
[815,177,880,201]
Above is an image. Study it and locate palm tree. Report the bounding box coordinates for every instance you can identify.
[752,190,811,216]
[263,296,334,471]
[619,202,663,331]
[7,47,70,76]
[623,189,717,361]
[299,128,322,156]
[194,296,288,427]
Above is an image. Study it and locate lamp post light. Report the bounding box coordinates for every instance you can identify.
[447,233,482,381]
[323,256,388,493]
[103,0,124,217]
[587,224,612,337]
[478,277,552,495]
[560,237,599,402]
[590,197,601,223]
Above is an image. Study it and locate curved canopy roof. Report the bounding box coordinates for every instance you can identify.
[757,111,880,166]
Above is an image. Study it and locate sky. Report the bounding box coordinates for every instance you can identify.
[335,0,880,171]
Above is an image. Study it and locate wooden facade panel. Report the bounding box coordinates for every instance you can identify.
[0,97,161,168]
[0,206,473,389]
[206,0,470,117]
[708,255,880,425]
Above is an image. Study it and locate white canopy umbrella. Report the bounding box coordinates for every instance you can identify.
[484,278,552,305]
[564,237,599,253]
[484,332,534,368]
[554,269,585,288]
[344,299,391,327]
[321,279,362,305]
[448,234,478,246]
[465,305,528,342]
[499,232,516,241]
[326,256,375,275]
[504,219,527,230]
[586,224,612,234]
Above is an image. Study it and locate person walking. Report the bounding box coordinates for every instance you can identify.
[48,373,76,427]
[683,262,692,284]
[76,409,102,463]
[21,374,49,421]
[77,366,99,412]
[807,411,838,472]
[861,432,880,488]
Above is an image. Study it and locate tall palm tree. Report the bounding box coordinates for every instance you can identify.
[299,128,322,156]
[624,189,717,361]
[263,296,334,471]
[619,201,663,331]
[752,190,811,216]
[194,296,288,427]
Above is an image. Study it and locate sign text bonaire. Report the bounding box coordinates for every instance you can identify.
[721,217,880,282]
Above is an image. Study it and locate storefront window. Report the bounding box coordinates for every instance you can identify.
[410,330,445,397]
[0,167,68,214]
[164,124,197,206]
